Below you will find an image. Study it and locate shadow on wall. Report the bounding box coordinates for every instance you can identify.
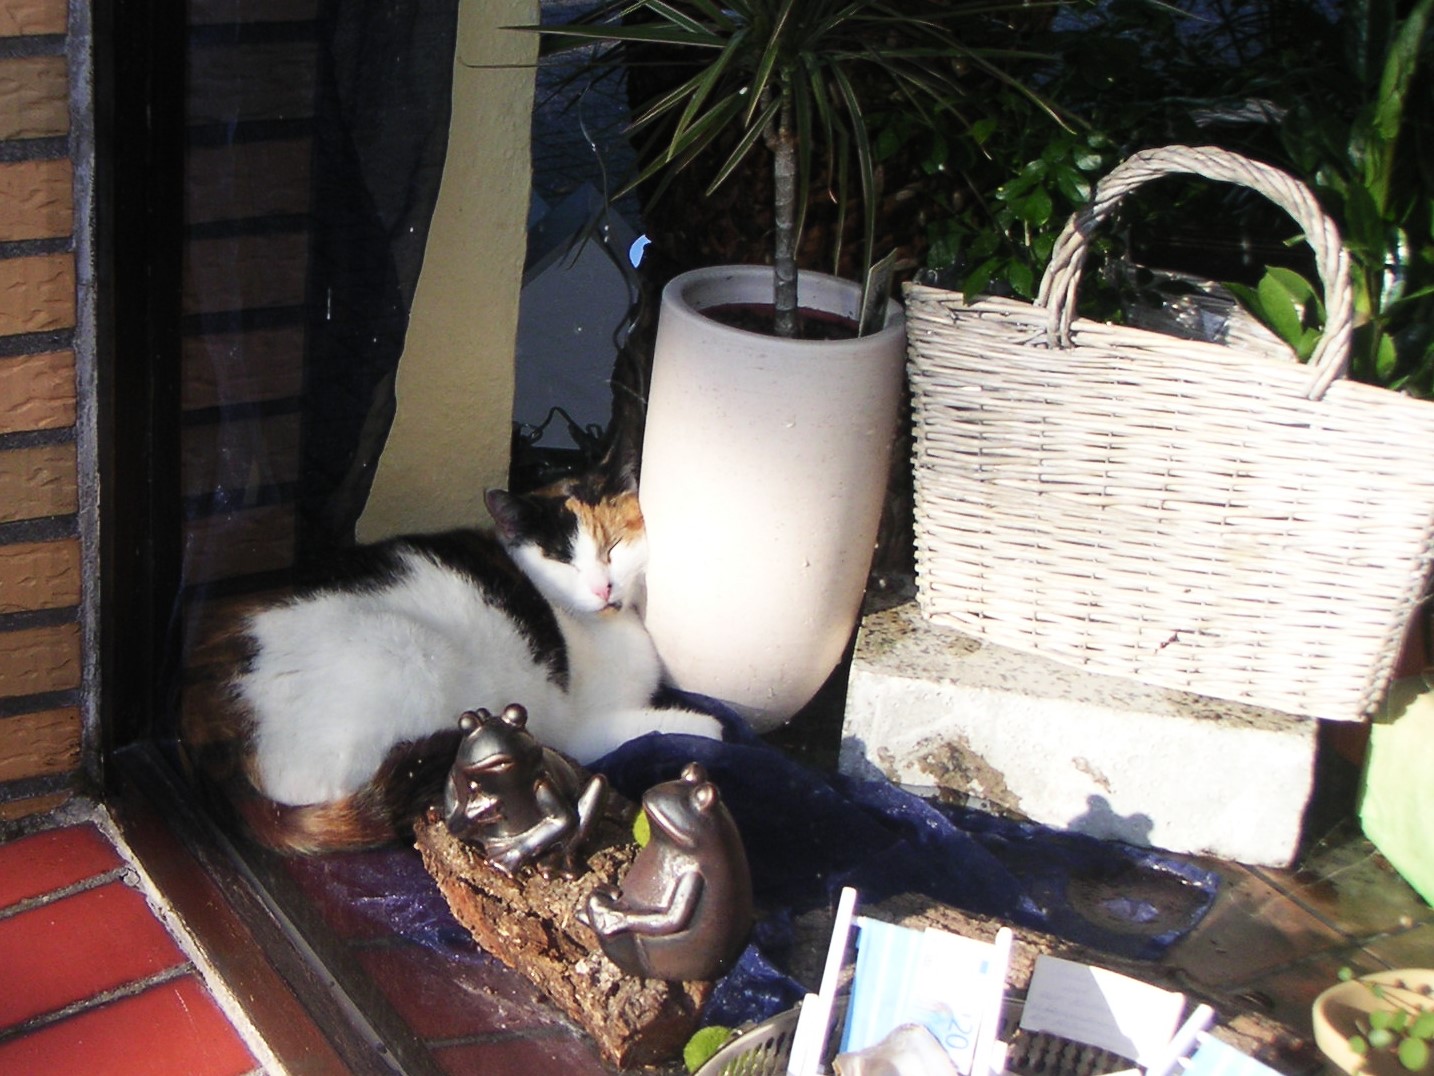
[1068,794,1155,847]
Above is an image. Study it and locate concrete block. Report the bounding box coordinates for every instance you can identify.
[839,601,1318,867]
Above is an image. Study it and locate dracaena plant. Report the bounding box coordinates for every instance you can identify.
[522,0,1067,337]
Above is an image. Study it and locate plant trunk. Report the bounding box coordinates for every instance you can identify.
[769,94,799,337]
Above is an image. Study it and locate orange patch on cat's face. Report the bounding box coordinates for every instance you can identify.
[566,490,644,553]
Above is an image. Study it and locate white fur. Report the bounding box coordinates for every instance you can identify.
[241,539,720,806]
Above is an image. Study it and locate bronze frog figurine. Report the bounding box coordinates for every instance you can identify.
[581,761,753,982]
[442,704,607,878]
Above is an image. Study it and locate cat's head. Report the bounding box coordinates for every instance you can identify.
[485,460,647,616]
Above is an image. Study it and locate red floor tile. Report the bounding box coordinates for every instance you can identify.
[0,881,188,1026]
[0,974,257,1076]
[355,940,576,1040]
[432,1030,612,1075]
[0,824,124,909]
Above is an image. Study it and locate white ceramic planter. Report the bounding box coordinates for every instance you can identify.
[639,266,906,730]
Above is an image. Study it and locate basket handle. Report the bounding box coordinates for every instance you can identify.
[1035,145,1354,400]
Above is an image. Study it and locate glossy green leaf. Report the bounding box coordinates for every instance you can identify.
[1255,270,1309,347]
[968,230,1000,260]
[1372,0,1432,144]
[997,159,1050,202]
[1264,266,1319,306]
[1013,186,1054,226]
[684,1026,735,1073]
[1376,332,1399,384]
[1053,162,1091,206]
[963,256,1000,298]
[1007,258,1035,298]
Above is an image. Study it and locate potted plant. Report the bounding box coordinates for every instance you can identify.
[1313,967,1434,1075]
[524,0,1064,728]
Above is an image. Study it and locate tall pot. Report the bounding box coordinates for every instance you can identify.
[639,266,906,731]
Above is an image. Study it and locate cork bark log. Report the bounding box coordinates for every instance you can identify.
[413,808,712,1070]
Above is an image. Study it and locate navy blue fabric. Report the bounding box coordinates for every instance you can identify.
[582,703,1220,1027]
[297,701,1219,1032]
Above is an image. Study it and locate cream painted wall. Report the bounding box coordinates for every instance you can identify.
[357,1,537,542]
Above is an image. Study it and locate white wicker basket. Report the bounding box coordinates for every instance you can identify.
[907,145,1434,721]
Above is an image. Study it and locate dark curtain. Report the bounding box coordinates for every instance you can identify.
[300,0,460,558]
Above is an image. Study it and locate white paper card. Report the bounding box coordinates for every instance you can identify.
[907,927,996,1073]
[1183,1036,1284,1076]
[841,919,1000,1074]
[1019,955,1185,1063]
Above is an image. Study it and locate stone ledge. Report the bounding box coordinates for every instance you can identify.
[839,600,1317,867]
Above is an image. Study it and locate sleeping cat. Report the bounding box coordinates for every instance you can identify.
[220,457,722,854]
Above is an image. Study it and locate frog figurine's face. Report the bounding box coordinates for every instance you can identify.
[443,704,548,841]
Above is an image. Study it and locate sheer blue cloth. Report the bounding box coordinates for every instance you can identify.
[287,701,1219,1032]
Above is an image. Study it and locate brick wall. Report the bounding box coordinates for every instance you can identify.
[0,0,85,820]
[0,5,465,816]
[0,2,319,819]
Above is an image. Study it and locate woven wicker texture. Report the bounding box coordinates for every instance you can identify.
[907,145,1434,721]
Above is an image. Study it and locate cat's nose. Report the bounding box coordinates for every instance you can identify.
[592,580,612,603]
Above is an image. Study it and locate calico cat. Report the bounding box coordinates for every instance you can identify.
[220,457,722,854]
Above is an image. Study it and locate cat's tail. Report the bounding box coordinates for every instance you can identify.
[229,729,462,855]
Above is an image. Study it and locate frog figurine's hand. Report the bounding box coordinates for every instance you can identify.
[485,832,538,877]
[580,885,625,935]
[461,786,502,823]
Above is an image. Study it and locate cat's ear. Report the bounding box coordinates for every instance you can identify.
[485,489,527,542]
[597,422,640,497]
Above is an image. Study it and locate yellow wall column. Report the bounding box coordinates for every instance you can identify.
[357,1,536,540]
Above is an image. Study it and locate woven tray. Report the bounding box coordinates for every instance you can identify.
[696,997,1137,1076]
[906,145,1434,721]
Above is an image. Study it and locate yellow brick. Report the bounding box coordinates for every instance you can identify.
[181,328,304,411]
[0,0,67,36]
[0,56,68,140]
[183,505,295,585]
[0,621,81,696]
[0,253,76,335]
[0,791,73,820]
[188,0,317,24]
[182,412,300,498]
[182,234,307,317]
[187,41,315,125]
[0,441,78,523]
[185,138,310,226]
[0,158,72,241]
[0,350,75,434]
[0,537,81,613]
[0,707,80,782]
